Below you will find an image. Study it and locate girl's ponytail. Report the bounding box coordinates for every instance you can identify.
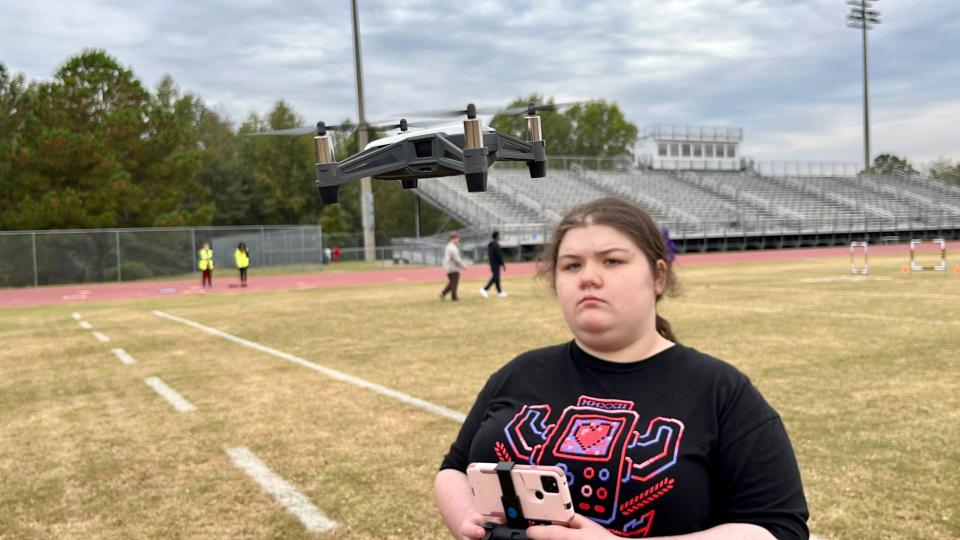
[656,315,677,342]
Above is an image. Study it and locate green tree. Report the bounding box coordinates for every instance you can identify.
[0,50,213,230]
[194,105,254,225]
[564,100,638,158]
[0,63,32,217]
[490,94,573,155]
[139,74,214,226]
[490,95,637,160]
[1,50,152,229]
[930,159,960,186]
[871,153,914,175]
[240,102,319,225]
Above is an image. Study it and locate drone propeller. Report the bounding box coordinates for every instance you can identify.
[369,118,437,132]
[404,100,586,119]
[498,100,586,116]
[250,121,358,137]
[250,118,437,137]
[403,103,502,120]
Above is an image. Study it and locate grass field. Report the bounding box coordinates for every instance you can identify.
[1,253,958,539]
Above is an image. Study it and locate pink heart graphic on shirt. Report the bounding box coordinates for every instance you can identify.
[574,423,611,449]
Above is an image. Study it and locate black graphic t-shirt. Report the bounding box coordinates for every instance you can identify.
[440,341,809,539]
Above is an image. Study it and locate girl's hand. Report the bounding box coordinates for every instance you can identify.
[460,512,505,540]
[526,514,614,540]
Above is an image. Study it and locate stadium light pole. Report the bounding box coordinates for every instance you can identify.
[847,0,881,172]
[351,0,376,261]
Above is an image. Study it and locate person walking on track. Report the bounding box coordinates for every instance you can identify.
[439,232,465,302]
[479,231,507,298]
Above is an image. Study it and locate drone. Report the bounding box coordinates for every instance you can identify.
[255,101,578,204]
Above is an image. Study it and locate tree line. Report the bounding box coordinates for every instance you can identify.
[870,153,960,184]
[1,50,639,237]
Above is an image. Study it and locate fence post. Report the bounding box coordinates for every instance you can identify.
[116,230,122,282]
[32,232,39,287]
[191,229,197,274]
[256,227,262,266]
[300,227,306,265]
[473,229,479,263]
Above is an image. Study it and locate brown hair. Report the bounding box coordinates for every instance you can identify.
[538,197,679,342]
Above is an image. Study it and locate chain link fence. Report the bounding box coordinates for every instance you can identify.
[0,225,323,288]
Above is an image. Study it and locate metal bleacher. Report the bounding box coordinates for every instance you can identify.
[861,173,960,220]
[405,162,960,254]
[415,175,543,228]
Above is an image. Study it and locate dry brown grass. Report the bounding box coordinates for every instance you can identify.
[1,253,957,539]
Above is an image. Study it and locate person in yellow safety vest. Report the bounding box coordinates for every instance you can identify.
[198,242,214,288]
[234,242,250,288]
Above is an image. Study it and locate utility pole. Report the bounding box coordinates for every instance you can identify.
[847,0,881,172]
[414,195,421,239]
[351,0,376,261]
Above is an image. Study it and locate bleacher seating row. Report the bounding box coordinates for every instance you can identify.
[414,167,960,239]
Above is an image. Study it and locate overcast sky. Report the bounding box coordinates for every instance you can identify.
[2,0,957,164]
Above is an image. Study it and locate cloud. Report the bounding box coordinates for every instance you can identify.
[1,0,957,163]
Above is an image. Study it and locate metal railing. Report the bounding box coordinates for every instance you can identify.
[494,155,634,173]
[641,125,743,142]
[752,161,861,177]
[645,158,743,171]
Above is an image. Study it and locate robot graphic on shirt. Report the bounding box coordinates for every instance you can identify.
[495,395,685,537]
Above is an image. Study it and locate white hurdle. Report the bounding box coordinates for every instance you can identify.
[850,241,869,274]
[909,238,947,272]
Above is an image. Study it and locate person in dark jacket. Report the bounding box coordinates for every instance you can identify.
[479,231,507,298]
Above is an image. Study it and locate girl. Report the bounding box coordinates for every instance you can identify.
[435,198,808,540]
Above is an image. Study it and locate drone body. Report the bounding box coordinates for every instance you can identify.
[252,101,575,204]
[310,102,561,204]
[316,122,545,204]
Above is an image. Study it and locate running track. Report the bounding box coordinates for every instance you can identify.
[1,243,949,309]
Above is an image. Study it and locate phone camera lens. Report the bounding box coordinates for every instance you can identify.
[541,476,559,493]
[535,490,544,500]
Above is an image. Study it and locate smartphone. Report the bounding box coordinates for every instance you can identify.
[466,462,575,526]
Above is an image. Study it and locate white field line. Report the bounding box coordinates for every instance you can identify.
[71,312,82,320]
[226,447,336,533]
[152,310,466,423]
[672,301,960,327]
[78,321,92,329]
[92,331,110,343]
[144,376,196,413]
[702,284,957,300]
[111,348,137,365]
[800,275,891,283]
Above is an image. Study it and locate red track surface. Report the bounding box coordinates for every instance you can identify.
[1,242,952,309]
